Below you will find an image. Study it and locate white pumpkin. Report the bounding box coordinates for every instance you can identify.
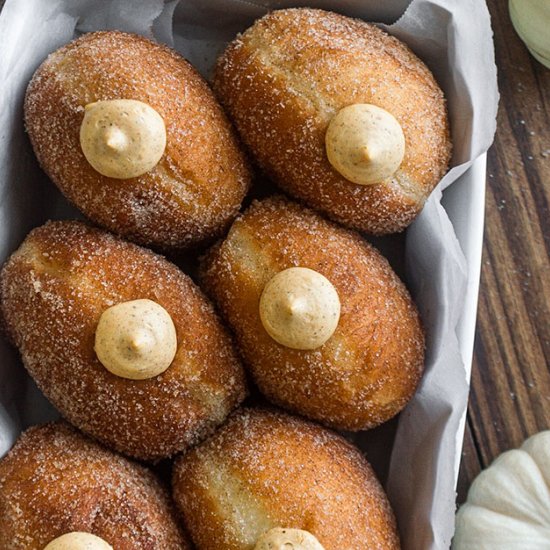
[453,430,550,549]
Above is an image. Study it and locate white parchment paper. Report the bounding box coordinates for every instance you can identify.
[0,1,498,549]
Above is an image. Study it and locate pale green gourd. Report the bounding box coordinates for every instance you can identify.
[509,0,550,69]
[453,431,550,549]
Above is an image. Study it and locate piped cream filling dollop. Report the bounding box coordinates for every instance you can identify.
[259,267,340,350]
[44,532,113,550]
[94,299,177,380]
[325,103,405,185]
[80,99,166,179]
[254,528,325,550]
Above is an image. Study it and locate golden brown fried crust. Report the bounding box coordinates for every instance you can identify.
[172,408,400,550]
[214,8,451,235]
[200,197,424,431]
[25,31,251,250]
[0,422,190,550]
[0,221,247,461]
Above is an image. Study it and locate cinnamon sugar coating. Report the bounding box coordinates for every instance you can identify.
[172,408,400,549]
[0,422,190,550]
[214,8,451,235]
[25,31,251,250]
[200,197,424,431]
[0,221,246,460]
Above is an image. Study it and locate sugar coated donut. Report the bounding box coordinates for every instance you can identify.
[25,31,251,249]
[172,408,400,549]
[0,221,246,460]
[0,422,190,549]
[200,197,424,431]
[214,8,451,235]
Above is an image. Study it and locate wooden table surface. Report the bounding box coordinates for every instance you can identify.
[456,0,550,502]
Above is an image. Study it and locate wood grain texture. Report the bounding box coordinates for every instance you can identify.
[457,0,550,502]
[456,421,482,505]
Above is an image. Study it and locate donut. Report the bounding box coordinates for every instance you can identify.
[172,408,400,549]
[0,422,189,550]
[214,8,451,235]
[199,196,424,431]
[0,221,246,460]
[24,31,251,250]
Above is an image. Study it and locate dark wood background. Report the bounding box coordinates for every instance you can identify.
[457,0,550,502]
[0,0,548,509]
